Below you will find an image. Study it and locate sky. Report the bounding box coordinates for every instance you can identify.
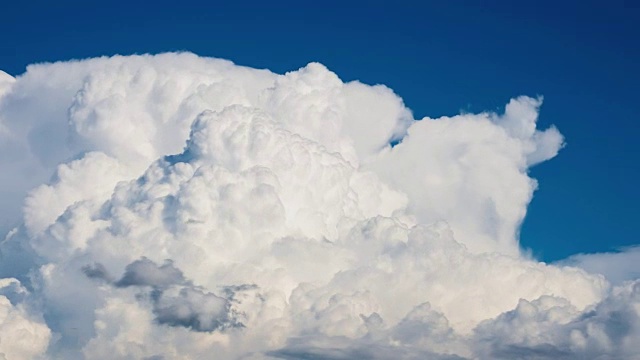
[1,0,637,261]
[0,1,639,359]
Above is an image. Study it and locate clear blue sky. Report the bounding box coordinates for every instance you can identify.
[1,0,637,261]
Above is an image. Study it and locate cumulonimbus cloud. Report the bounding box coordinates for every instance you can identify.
[0,53,636,359]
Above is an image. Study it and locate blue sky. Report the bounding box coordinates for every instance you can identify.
[1,0,637,261]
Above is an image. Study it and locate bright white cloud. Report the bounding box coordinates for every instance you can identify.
[0,53,636,359]
[368,96,564,255]
[559,246,640,285]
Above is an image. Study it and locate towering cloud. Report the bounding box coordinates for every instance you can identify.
[0,53,636,359]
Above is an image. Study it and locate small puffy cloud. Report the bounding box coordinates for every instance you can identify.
[0,53,635,359]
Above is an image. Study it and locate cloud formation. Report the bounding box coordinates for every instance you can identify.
[0,53,636,359]
[0,278,51,360]
[559,246,640,285]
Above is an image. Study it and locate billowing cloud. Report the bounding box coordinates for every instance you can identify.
[0,53,636,359]
[0,279,51,360]
[474,281,640,359]
[369,96,564,255]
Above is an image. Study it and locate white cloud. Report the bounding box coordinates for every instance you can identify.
[368,96,564,255]
[0,53,636,359]
[0,279,51,360]
[559,246,640,285]
[474,281,640,359]
[0,71,13,99]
